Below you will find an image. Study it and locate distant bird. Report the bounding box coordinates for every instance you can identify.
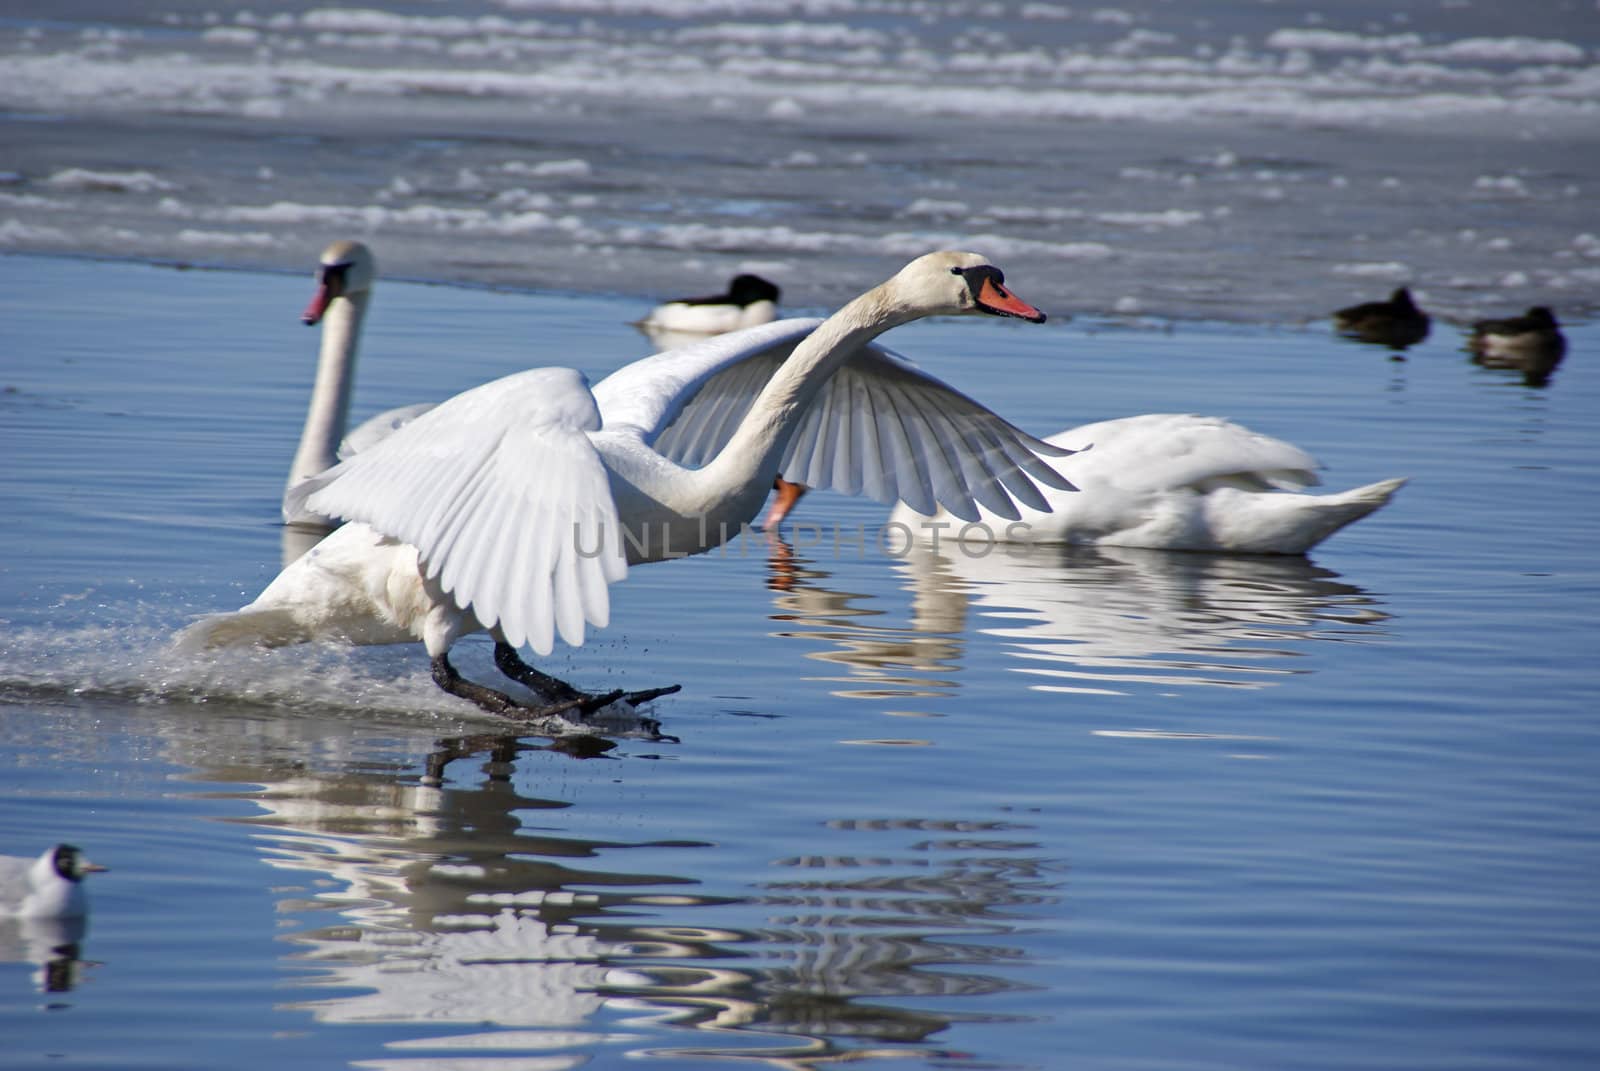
[636,273,781,348]
[0,845,107,919]
[1467,306,1567,386]
[1332,287,1430,349]
[770,414,1406,555]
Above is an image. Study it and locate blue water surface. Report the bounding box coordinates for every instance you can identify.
[1,254,1597,1070]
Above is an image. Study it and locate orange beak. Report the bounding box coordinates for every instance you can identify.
[302,282,334,326]
[976,276,1046,323]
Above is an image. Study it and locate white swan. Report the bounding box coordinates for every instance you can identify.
[178,251,1070,723]
[879,414,1405,555]
[635,272,781,350]
[284,239,442,526]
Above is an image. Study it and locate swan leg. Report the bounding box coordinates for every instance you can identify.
[492,642,582,702]
[760,477,809,529]
[430,652,623,721]
[493,641,682,709]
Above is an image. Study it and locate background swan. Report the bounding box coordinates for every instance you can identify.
[284,239,441,526]
[179,252,1067,723]
[881,413,1405,555]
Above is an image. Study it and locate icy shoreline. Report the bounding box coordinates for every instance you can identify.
[3,0,1597,323]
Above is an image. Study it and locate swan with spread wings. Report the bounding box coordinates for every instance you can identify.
[178,250,1073,727]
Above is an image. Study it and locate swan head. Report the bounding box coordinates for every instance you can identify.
[303,239,377,325]
[889,251,1047,324]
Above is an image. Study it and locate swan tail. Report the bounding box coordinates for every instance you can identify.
[1321,476,1408,522]
[1271,476,1409,553]
[172,607,314,652]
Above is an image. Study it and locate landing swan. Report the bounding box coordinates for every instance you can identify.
[881,413,1405,555]
[178,252,1070,724]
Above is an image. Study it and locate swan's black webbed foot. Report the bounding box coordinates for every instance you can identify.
[493,641,683,710]
[619,684,682,705]
[431,653,622,722]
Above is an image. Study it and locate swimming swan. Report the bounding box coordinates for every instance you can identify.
[881,413,1405,555]
[284,239,438,526]
[179,251,1070,723]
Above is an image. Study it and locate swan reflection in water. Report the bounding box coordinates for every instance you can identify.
[763,531,1391,699]
[185,734,1054,1064]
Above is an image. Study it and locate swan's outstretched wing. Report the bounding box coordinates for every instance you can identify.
[281,402,438,523]
[594,319,820,438]
[285,367,627,655]
[592,317,1075,522]
[1047,415,1323,492]
[338,402,437,460]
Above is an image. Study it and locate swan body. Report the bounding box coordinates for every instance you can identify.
[0,845,107,920]
[636,273,781,348]
[181,252,1066,715]
[1332,286,1430,349]
[887,414,1406,555]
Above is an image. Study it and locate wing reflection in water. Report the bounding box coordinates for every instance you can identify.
[182,733,1056,1065]
[765,534,967,700]
[604,815,1057,1065]
[208,748,704,1034]
[765,532,1391,698]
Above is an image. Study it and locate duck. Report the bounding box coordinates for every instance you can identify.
[635,272,781,349]
[0,844,107,919]
[1332,286,1430,349]
[177,251,1071,724]
[765,414,1404,555]
[1467,306,1567,386]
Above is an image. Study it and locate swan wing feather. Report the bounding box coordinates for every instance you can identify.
[593,319,822,447]
[601,319,1075,516]
[338,402,438,460]
[784,348,1080,517]
[289,366,626,655]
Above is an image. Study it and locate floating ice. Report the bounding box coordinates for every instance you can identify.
[1332,262,1412,280]
[45,168,176,194]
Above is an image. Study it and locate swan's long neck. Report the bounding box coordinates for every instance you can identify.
[696,285,909,500]
[286,293,366,495]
